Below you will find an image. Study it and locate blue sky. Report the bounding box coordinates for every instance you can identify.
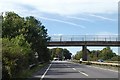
[0,0,119,55]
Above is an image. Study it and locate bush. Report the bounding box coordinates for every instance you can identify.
[2,35,34,79]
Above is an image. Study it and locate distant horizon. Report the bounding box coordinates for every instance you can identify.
[48,46,118,56]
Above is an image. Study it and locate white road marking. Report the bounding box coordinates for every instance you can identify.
[72,67,88,77]
[40,63,52,80]
[87,66,118,72]
[78,71,89,76]
[70,62,89,77]
[72,68,76,70]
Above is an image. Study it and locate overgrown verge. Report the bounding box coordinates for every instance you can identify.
[2,12,51,79]
[15,62,49,79]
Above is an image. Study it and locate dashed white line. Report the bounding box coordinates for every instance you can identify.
[78,71,89,76]
[87,66,118,72]
[72,67,88,76]
[40,63,52,80]
[72,68,76,71]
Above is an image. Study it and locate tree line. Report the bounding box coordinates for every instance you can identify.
[49,48,72,60]
[74,47,119,61]
[2,12,51,79]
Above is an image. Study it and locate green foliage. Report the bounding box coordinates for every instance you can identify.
[2,12,51,79]
[88,50,100,61]
[15,63,48,78]
[74,47,118,61]
[2,12,24,38]
[23,16,50,62]
[63,49,72,60]
[74,51,82,60]
[50,48,72,60]
[98,47,116,60]
[2,35,32,78]
[110,56,118,61]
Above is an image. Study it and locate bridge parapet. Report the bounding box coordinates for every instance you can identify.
[49,35,119,42]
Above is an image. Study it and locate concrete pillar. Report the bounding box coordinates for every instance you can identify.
[82,45,87,61]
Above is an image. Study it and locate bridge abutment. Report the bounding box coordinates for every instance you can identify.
[82,45,87,61]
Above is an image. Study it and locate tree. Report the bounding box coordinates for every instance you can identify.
[88,50,100,61]
[74,47,117,61]
[99,47,116,60]
[63,49,72,60]
[111,56,118,61]
[23,16,50,62]
[2,12,51,79]
[74,51,82,60]
[50,48,72,60]
[2,35,33,78]
[2,12,24,38]
[2,12,50,63]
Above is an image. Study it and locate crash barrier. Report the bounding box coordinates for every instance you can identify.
[29,62,43,69]
[72,60,120,67]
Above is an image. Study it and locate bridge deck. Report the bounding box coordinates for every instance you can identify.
[48,41,120,46]
[48,35,120,46]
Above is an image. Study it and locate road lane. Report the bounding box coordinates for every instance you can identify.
[31,61,118,80]
[68,62,118,78]
[44,61,87,79]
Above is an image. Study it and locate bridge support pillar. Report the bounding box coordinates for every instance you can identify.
[82,45,87,61]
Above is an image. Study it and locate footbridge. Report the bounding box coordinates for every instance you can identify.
[47,35,120,61]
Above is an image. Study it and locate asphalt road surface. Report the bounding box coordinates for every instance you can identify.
[29,61,119,80]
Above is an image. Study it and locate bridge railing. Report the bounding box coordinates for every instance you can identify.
[49,35,119,42]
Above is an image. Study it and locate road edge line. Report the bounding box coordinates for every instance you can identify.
[40,63,52,80]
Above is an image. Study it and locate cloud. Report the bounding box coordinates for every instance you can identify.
[89,14,116,21]
[52,34,63,36]
[38,16,86,29]
[66,16,93,22]
[0,0,118,15]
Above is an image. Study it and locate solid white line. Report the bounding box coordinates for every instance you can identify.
[40,63,52,80]
[72,68,76,71]
[78,71,89,76]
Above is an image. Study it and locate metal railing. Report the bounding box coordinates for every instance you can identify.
[49,35,119,42]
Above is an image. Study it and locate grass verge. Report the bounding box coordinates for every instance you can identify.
[15,62,49,79]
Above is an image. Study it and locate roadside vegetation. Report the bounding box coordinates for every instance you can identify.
[2,12,50,79]
[50,48,72,60]
[74,46,119,61]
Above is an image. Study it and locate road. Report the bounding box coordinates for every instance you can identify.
[29,61,118,80]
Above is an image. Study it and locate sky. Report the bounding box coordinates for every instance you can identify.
[0,0,119,55]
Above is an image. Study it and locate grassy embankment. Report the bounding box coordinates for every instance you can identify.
[15,62,49,79]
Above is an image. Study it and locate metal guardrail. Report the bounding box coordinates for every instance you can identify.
[49,35,119,42]
[83,61,119,67]
[72,60,119,67]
